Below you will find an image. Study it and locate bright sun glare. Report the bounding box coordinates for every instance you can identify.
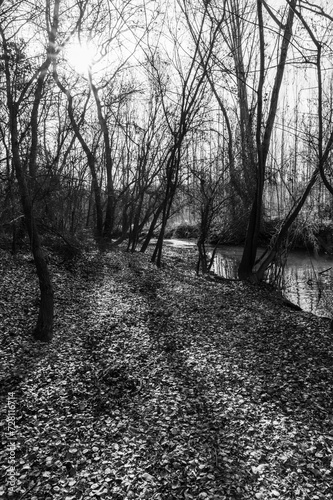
[65,40,96,74]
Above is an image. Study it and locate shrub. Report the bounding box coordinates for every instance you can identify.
[166,223,199,239]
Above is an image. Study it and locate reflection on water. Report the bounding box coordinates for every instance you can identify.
[212,246,333,317]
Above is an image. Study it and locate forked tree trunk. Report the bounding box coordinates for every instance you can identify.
[140,204,163,253]
[238,0,296,279]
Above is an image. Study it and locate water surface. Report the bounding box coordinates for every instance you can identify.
[164,239,333,317]
[212,245,333,317]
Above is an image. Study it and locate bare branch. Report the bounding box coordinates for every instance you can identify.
[262,0,286,29]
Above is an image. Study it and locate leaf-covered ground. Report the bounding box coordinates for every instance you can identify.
[1,245,333,500]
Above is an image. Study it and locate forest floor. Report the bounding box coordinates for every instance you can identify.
[1,244,333,500]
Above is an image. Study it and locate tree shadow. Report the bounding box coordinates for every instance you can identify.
[141,278,333,498]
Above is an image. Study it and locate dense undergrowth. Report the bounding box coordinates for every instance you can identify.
[165,219,333,252]
[1,246,333,499]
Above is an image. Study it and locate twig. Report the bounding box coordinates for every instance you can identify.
[18,474,42,500]
[318,267,332,275]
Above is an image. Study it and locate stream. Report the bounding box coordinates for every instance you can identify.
[164,239,333,317]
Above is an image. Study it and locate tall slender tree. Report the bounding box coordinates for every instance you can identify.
[0,0,61,341]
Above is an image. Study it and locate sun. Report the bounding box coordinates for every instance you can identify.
[65,39,96,74]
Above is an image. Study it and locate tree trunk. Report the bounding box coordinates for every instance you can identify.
[12,106,54,341]
[238,0,296,279]
[0,5,58,341]
[89,77,115,239]
[151,168,178,267]
[255,168,319,281]
[140,204,163,253]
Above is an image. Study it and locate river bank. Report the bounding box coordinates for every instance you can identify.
[163,238,333,317]
[1,246,333,499]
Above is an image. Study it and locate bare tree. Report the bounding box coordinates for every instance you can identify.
[181,0,297,279]
[290,2,333,196]
[141,3,217,267]
[0,0,61,341]
[235,0,297,279]
[253,1,333,280]
[52,73,105,240]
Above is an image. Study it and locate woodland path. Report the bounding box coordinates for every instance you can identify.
[1,246,333,499]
